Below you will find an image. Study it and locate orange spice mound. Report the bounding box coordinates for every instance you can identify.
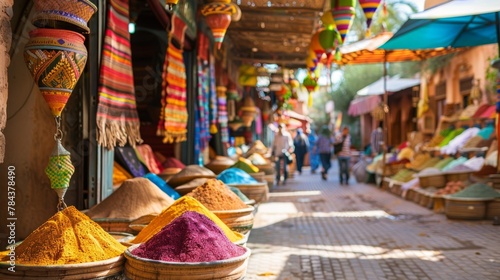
[186,179,248,210]
[0,206,126,265]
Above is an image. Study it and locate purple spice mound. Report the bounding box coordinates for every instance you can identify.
[132,211,246,262]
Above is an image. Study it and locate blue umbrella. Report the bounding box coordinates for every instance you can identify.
[380,0,500,171]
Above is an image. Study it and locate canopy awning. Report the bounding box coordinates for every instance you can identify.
[357,76,420,96]
[348,95,381,116]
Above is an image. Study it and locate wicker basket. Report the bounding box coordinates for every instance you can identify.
[263,174,275,189]
[227,182,269,204]
[124,244,251,280]
[405,188,416,201]
[0,256,124,279]
[486,198,500,220]
[418,174,446,188]
[445,197,488,220]
[255,164,274,175]
[445,171,472,182]
[249,171,265,182]
[432,195,446,214]
[212,206,255,234]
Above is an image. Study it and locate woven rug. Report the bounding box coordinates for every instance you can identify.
[157,39,188,143]
[96,0,142,150]
[218,91,229,143]
[209,54,218,134]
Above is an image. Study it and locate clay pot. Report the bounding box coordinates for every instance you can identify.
[32,0,97,33]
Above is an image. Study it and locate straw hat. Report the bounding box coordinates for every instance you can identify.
[32,0,98,33]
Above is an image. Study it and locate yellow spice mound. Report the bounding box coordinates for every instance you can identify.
[0,206,126,265]
[132,196,243,244]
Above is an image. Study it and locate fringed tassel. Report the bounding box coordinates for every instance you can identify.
[97,119,143,150]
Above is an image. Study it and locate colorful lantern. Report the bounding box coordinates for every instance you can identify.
[306,56,317,72]
[321,12,336,28]
[201,2,239,49]
[24,28,88,117]
[359,0,382,29]
[331,0,357,43]
[319,28,340,57]
[45,140,75,210]
[309,30,326,61]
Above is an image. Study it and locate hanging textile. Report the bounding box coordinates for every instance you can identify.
[209,54,218,134]
[217,87,229,144]
[157,14,188,143]
[96,0,142,150]
[197,59,211,151]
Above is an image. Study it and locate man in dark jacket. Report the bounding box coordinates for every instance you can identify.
[293,128,309,175]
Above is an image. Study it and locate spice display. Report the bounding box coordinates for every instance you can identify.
[450,183,500,199]
[417,167,442,176]
[131,211,246,262]
[462,135,483,149]
[442,157,468,172]
[425,134,445,148]
[132,196,243,244]
[86,177,175,220]
[246,153,268,165]
[462,157,485,171]
[405,153,430,170]
[433,157,455,170]
[144,173,180,200]
[0,206,125,265]
[436,181,465,195]
[186,179,248,210]
[167,165,216,187]
[231,157,259,173]
[438,128,465,147]
[390,169,416,182]
[217,167,258,184]
[414,157,441,171]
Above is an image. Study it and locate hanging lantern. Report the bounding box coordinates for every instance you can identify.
[321,12,336,28]
[309,30,326,61]
[45,140,75,211]
[359,0,382,30]
[306,56,317,72]
[163,0,179,11]
[319,28,340,58]
[331,0,357,43]
[24,28,88,117]
[201,2,239,49]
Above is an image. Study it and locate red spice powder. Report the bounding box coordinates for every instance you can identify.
[132,211,246,262]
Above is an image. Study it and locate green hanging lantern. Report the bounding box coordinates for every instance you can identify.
[45,140,74,210]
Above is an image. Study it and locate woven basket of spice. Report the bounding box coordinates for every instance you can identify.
[226,182,269,204]
[249,171,265,182]
[0,256,125,279]
[167,165,216,187]
[205,156,236,175]
[124,211,251,280]
[212,207,255,234]
[0,206,126,279]
[416,168,446,188]
[444,183,500,220]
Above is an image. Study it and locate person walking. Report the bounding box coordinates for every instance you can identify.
[307,127,319,174]
[336,126,352,185]
[272,123,294,185]
[370,121,384,157]
[315,125,333,180]
[293,128,309,175]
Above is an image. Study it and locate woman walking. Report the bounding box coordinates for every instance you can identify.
[336,126,352,185]
[315,126,333,180]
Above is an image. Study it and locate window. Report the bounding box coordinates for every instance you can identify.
[460,77,473,108]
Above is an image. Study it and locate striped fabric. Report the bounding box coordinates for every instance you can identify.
[197,58,211,151]
[156,39,188,143]
[209,54,218,134]
[96,0,142,150]
[218,91,229,143]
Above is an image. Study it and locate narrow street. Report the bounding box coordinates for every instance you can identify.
[245,163,500,280]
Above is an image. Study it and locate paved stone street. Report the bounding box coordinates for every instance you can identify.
[245,164,500,280]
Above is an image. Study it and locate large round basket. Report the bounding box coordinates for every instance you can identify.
[263,174,275,189]
[227,182,269,204]
[167,165,216,188]
[486,198,500,220]
[444,197,491,220]
[205,156,235,175]
[212,206,254,234]
[255,164,274,175]
[418,174,446,188]
[249,171,265,182]
[444,171,472,182]
[0,256,124,279]
[124,244,251,280]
